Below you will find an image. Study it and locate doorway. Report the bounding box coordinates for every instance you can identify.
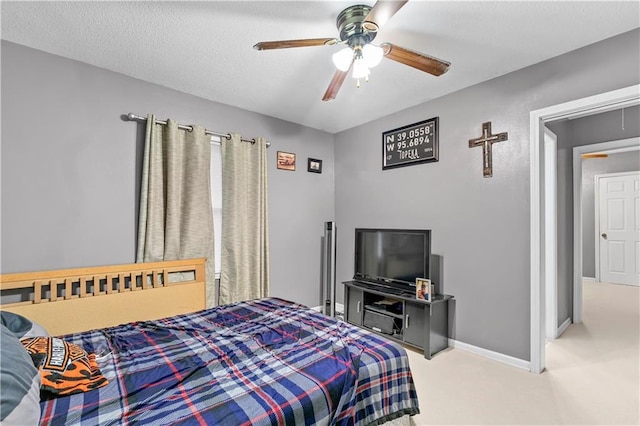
[529,84,640,373]
[571,139,640,325]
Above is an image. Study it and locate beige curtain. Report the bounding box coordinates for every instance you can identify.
[219,134,269,304]
[136,115,216,307]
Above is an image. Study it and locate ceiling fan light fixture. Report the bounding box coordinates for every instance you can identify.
[352,58,370,79]
[362,43,383,68]
[332,47,353,71]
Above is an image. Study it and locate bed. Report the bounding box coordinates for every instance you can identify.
[0,259,419,425]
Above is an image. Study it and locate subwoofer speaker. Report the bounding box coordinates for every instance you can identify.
[321,221,337,317]
[363,309,397,335]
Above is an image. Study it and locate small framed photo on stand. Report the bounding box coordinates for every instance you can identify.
[416,278,431,302]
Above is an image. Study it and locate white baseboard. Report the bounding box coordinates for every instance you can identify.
[448,339,530,371]
[311,302,344,315]
[556,317,572,337]
[583,276,596,282]
[317,305,531,371]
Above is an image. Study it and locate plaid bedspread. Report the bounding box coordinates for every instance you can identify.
[40,298,419,425]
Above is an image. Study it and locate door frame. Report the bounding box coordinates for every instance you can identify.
[572,140,640,323]
[593,169,640,283]
[529,84,640,374]
[544,128,558,340]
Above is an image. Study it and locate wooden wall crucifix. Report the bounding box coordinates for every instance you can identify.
[468,121,508,178]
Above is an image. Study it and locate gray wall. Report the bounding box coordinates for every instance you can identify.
[0,40,335,308]
[334,29,640,361]
[3,29,640,363]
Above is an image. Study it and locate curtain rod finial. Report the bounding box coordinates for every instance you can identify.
[127,113,138,121]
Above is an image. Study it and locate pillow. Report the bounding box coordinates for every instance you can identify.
[21,337,108,396]
[1,311,49,339]
[0,324,41,425]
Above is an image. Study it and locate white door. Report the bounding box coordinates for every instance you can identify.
[597,172,640,286]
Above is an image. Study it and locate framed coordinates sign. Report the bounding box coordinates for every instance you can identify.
[382,117,439,170]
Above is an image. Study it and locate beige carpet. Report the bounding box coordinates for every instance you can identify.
[406,280,640,425]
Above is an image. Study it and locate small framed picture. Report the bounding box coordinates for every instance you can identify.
[308,158,322,174]
[277,151,296,171]
[415,278,431,302]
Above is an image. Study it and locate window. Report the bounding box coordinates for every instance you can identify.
[210,137,222,278]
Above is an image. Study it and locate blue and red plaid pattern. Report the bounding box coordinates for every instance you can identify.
[40,298,419,425]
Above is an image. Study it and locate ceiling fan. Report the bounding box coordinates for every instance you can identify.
[253,1,451,101]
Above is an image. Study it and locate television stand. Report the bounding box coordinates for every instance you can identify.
[343,280,453,359]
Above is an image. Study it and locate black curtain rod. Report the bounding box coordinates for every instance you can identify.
[126,113,271,148]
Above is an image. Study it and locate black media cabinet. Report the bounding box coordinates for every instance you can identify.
[343,280,453,359]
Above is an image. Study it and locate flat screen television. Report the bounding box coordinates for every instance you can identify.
[354,228,431,292]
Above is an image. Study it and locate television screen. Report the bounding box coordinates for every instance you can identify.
[354,228,430,288]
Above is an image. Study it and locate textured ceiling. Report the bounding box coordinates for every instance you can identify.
[2,1,638,133]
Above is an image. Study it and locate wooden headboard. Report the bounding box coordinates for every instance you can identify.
[0,258,206,336]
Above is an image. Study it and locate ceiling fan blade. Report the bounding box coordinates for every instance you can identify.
[363,0,408,31]
[381,43,451,76]
[253,38,338,50]
[322,66,351,102]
